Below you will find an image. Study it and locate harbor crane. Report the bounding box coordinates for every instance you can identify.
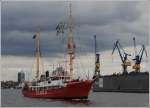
[132,37,148,72]
[112,40,131,74]
[93,35,100,78]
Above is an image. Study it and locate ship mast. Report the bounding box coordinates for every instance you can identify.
[67,2,74,80]
[35,27,41,81]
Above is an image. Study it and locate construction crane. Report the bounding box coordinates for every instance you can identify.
[132,37,148,72]
[93,35,100,77]
[112,40,131,74]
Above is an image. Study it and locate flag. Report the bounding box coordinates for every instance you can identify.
[33,34,37,39]
[56,22,65,36]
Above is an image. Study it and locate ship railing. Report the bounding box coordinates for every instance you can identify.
[30,84,65,91]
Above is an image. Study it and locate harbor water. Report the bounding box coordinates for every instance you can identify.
[1,89,149,107]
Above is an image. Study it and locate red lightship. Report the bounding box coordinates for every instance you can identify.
[22,2,93,99]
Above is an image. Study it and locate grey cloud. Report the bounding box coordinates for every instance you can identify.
[2,1,149,57]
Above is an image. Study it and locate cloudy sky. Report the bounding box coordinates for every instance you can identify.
[1,0,149,81]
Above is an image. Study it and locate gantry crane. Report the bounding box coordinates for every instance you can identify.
[94,35,100,77]
[132,37,148,72]
[112,40,131,74]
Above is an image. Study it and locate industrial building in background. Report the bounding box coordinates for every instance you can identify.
[18,71,25,84]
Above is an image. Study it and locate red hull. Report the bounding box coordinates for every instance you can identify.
[22,80,93,99]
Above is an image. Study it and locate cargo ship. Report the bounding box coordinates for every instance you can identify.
[22,2,93,99]
[92,36,149,93]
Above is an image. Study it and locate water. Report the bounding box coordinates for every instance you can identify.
[1,89,149,107]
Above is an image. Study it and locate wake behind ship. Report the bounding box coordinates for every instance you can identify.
[22,3,93,99]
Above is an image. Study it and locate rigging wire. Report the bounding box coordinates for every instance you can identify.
[38,29,45,77]
[31,38,38,81]
[75,36,82,78]
[74,27,87,79]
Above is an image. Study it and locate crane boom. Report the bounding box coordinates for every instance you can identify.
[112,40,124,63]
[94,35,97,55]
[133,37,137,56]
[139,45,148,62]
